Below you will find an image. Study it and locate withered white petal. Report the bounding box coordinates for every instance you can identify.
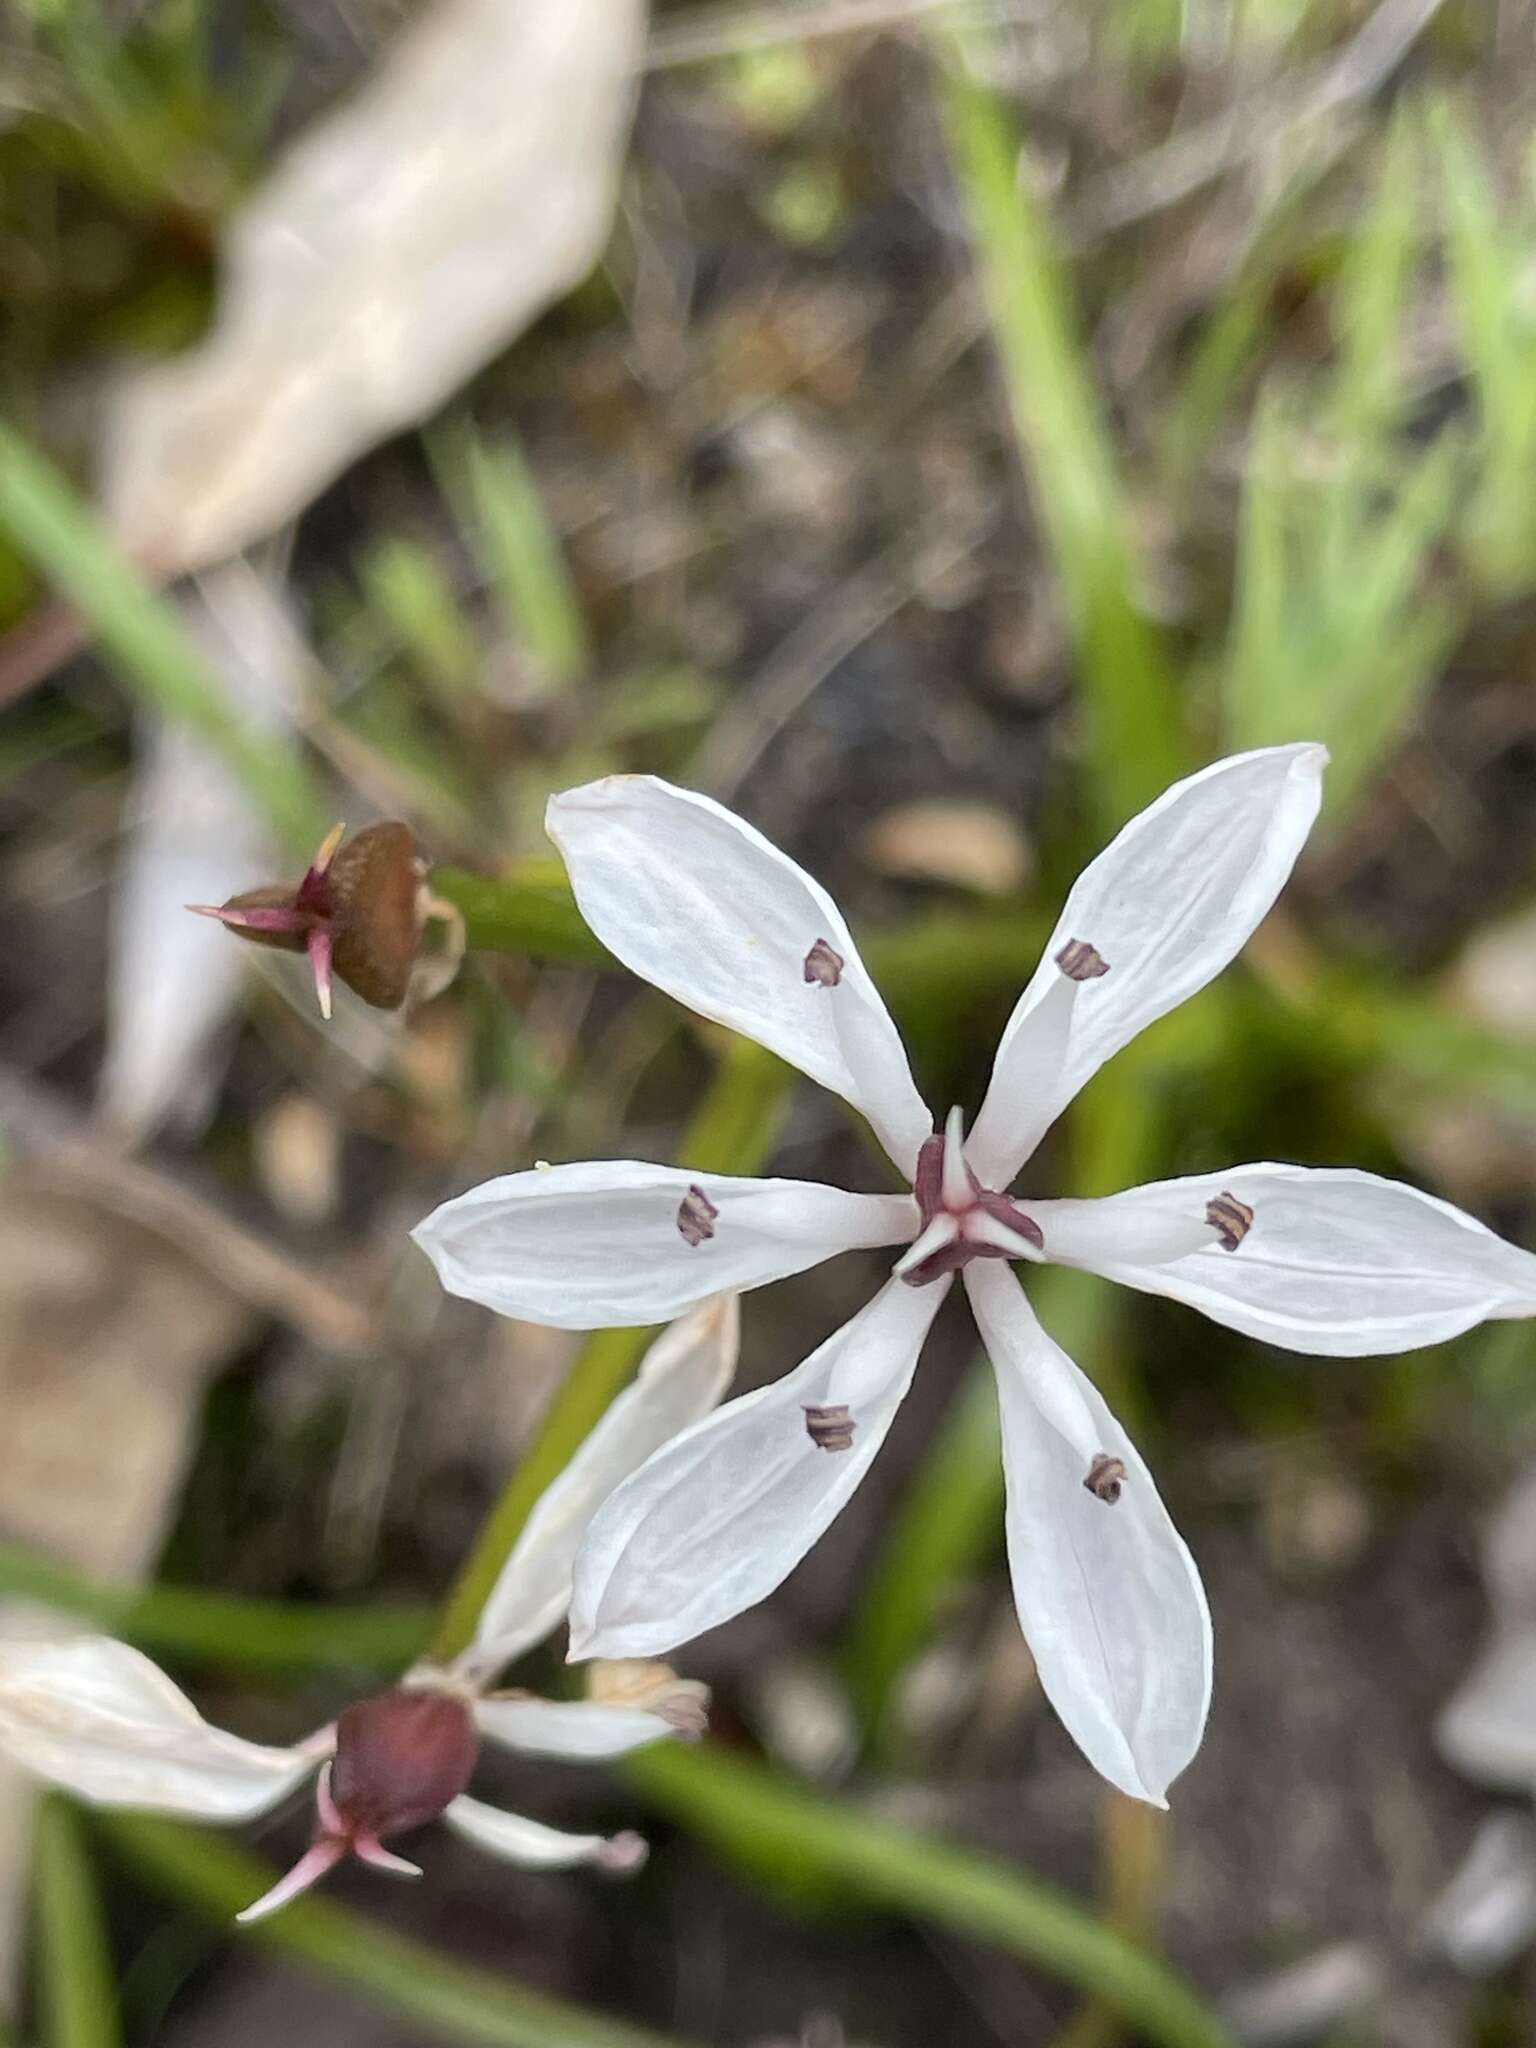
[568,1277,950,1662]
[967,744,1326,1187]
[443,1794,646,1872]
[965,1263,1211,1806]
[413,1160,913,1328]
[473,1697,678,1760]
[0,1637,312,1819]
[465,1297,742,1672]
[1035,1166,1536,1355]
[547,777,933,1176]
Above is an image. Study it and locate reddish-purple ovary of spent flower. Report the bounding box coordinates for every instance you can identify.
[329,1688,479,1839]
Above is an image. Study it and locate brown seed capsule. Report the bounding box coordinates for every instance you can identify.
[676,1185,719,1247]
[803,937,845,987]
[329,1687,479,1840]
[1083,1453,1127,1504]
[1206,1190,1254,1252]
[326,822,423,1010]
[188,820,427,1018]
[1056,938,1110,982]
[803,1403,855,1452]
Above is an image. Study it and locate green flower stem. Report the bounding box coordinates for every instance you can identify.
[624,1745,1233,2048]
[430,1035,792,1663]
[34,1800,121,2048]
[0,1540,431,1677]
[434,861,1051,1062]
[99,1817,698,2048]
[432,864,613,967]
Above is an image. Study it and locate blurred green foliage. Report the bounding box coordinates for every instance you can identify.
[4,2,1536,2045]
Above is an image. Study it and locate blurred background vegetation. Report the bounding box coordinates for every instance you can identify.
[2,0,1536,2044]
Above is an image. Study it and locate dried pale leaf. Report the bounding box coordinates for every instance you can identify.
[101,0,645,577]
[1420,1812,1536,1975]
[98,565,302,1139]
[252,1093,342,1226]
[1480,1462,1536,1618]
[1447,906,1536,1042]
[862,799,1031,896]
[1220,1941,1385,2047]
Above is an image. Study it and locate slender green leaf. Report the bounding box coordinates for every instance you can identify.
[0,423,325,855]
[33,1800,121,2048]
[450,431,589,686]
[361,537,481,707]
[102,1817,697,2048]
[1436,98,1536,591]
[1330,110,1419,451]
[927,22,1185,829]
[1222,383,1462,814]
[626,1744,1233,2048]
[0,1541,430,1676]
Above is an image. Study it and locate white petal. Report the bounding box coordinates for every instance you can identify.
[473,1697,677,1760]
[967,745,1326,1187]
[0,1637,312,1819]
[1036,1166,1536,1356]
[964,1263,1212,1806]
[569,1277,950,1661]
[464,1297,743,1672]
[547,777,933,1176]
[443,1795,646,1872]
[414,1160,913,1328]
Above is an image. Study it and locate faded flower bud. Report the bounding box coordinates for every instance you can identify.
[587,1658,710,1740]
[189,820,459,1020]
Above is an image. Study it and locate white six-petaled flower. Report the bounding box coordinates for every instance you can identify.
[412,746,1536,1807]
[0,1298,737,1920]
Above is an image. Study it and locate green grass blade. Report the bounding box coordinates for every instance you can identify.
[102,1817,697,2048]
[626,1744,1233,2048]
[0,423,325,855]
[360,537,481,706]
[33,1800,121,2048]
[451,431,589,687]
[927,22,1186,829]
[1330,109,1418,451]
[1435,98,1536,590]
[1436,102,1518,431]
[0,1541,430,1676]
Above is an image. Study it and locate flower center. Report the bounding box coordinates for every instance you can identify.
[896,1106,1044,1287]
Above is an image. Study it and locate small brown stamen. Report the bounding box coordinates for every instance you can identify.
[1056,938,1110,982]
[803,1403,855,1452]
[1206,1191,1254,1252]
[803,937,845,987]
[676,1185,719,1247]
[1083,1453,1127,1504]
